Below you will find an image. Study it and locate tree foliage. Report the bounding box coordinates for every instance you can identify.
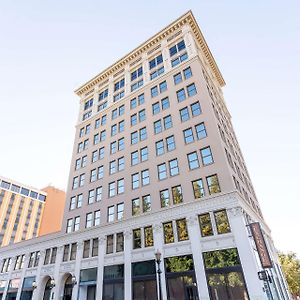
[278,252,300,297]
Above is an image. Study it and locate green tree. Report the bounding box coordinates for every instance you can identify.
[278,252,300,298]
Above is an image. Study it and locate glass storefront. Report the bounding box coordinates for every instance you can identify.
[63,275,73,300]
[132,260,157,300]
[78,268,97,300]
[20,277,35,300]
[203,248,249,300]
[0,280,6,300]
[103,264,124,300]
[164,255,199,300]
[6,279,20,300]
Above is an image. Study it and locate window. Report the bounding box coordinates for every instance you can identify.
[74,217,80,231]
[151,86,158,97]
[131,66,143,81]
[140,127,147,141]
[163,115,172,129]
[98,101,107,112]
[63,245,70,262]
[174,73,182,85]
[142,195,151,212]
[84,98,93,110]
[195,123,207,140]
[72,177,79,189]
[199,213,213,237]
[214,210,231,234]
[98,166,104,179]
[70,196,76,210]
[163,222,174,244]
[150,66,164,80]
[132,173,139,189]
[79,174,85,187]
[118,138,125,151]
[117,203,124,220]
[131,131,138,145]
[99,88,108,101]
[90,169,97,182]
[171,52,188,67]
[190,101,201,116]
[141,169,150,186]
[139,109,146,122]
[92,238,99,256]
[131,151,139,165]
[131,114,137,126]
[111,124,117,136]
[206,174,221,194]
[159,81,167,92]
[119,120,125,132]
[88,190,95,204]
[131,79,143,92]
[133,229,142,249]
[161,97,170,110]
[169,40,186,57]
[158,163,167,180]
[117,178,124,194]
[169,159,179,176]
[106,235,114,254]
[187,152,200,170]
[152,102,160,115]
[94,210,100,226]
[183,128,194,144]
[200,147,214,165]
[176,219,189,241]
[113,90,124,102]
[149,54,163,70]
[144,226,154,247]
[168,185,181,206]
[140,147,148,162]
[116,233,124,252]
[154,120,162,134]
[66,219,73,233]
[132,198,140,216]
[114,78,125,92]
[110,141,117,154]
[183,67,192,79]
[83,240,90,258]
[176,89,186,102]
[107,206,115,223]
[118,157,125,171]
[109,182,116,197]
[155,140,164,156]
[109,160,116,175]
[92,151,98,163]
[187,83,197,97]
[166,135,176,151]
[96,186,102,202]
[94,133,100,145]
[160,189,170,208]
[192,179,205,199]
[70,243,77,260]
[86,212,93,228]
[179,107,189,122]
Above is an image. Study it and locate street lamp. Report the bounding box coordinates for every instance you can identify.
[32,281,37,290]
[49,278,55,289]
[71,275,77,287]
[155,249,162,300]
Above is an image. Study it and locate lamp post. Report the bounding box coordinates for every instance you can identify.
[155,249,162,300]
[49,278,55,289]
[71,275,77,287]
[32,281,37,290]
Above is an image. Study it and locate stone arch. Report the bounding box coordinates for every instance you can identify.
[58,272,74,300]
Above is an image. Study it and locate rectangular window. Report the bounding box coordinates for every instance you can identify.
[183,128,194,144]
[106,235,114,254]
[118,120,125,132]
[117,179,124,194]
[132,173,139,189]
[195,123,207,140]
[99,88,108,101]
[83,240,90,258]
[159,81,167,93]
[199,213,213,237]
[94,210,101,226]
[144,226,154,247]
[98,166,104,179]
[131,66,143,81]
[187,83,197,97]
[155,140,164,156]
[118,138,125,151]
[161,97,170,110]
[149,54,163,70]
[66,219,73,233]
[79,174,85,186]
[114,78,125,92]
[174,73,182,85]
[117,203,124,220]
[163,222,174,244]
[90,169,96,182]
[169,159,179,176]
[152,102,160,115]
[183,67,192,79]
[191,101,201,116]
[187,152,200,170]
[169,40,186,57]
[176,89,186,102]
[109,160,116,174]
[92,238,99,257]
[96,186,102,202]
[110,141,117,154]
[131,114,137,126]
[166,135,176,152]
[109,182,116,197]
[140,147,148,162]
[154,120,162,134]
[107,206,115,223]
[192,179,205,199]
[214,210,231,234]
[131,131,138,145]
[141,169,150,186]
[206,174,221,194]
[180,107,190,122]
[111,124,117,136]
[172,185,183,204]
[74,216,80,231]
[131,151,139,165]
[163,115,172,129]
[133,228,142,249]
[158,163,167,180]
[140,127,147,141]
[132,198,140,216]
[118,157,125,171]
[142,195,151,213]
[176,219,189,241]
[200,147,214,165]
[160,189,170,208]
[151,86,158,97]
[88,190,95,204]
[70,243,77,260]
[63,245,69,262]
[138,109,146,122]
[116,233,124,252]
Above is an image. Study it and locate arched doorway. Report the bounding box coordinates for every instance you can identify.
[63,275,73,300]
[43,278,53,300]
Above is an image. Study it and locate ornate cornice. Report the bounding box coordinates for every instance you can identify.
[74,10,225,97]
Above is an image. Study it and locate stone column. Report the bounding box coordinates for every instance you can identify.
[33,250,46,300]
[16,255,30,300]
[1,257,17,300]
[153,223,168,300]
[228,207,266,300]
[124,230,132,299]
[95,236,105,300]
[71,242,84,300]
[187,215,210,300]
[53,246,65,300]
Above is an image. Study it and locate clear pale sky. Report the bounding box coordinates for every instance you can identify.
[0,1,299,256]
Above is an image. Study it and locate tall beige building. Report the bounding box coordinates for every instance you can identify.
[0,176,66,248]
[0,11,290,300]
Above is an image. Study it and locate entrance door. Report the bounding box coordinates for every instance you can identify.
[43,279,52,300]
[87,285,96,300]
[184,285,199,300]
[167,275,199,300]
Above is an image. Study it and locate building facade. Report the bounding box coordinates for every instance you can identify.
[0,11,291,300]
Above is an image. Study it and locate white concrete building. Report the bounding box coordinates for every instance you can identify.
[0,11,291,300]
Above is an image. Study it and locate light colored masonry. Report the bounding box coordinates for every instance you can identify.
[0,11,291,300]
